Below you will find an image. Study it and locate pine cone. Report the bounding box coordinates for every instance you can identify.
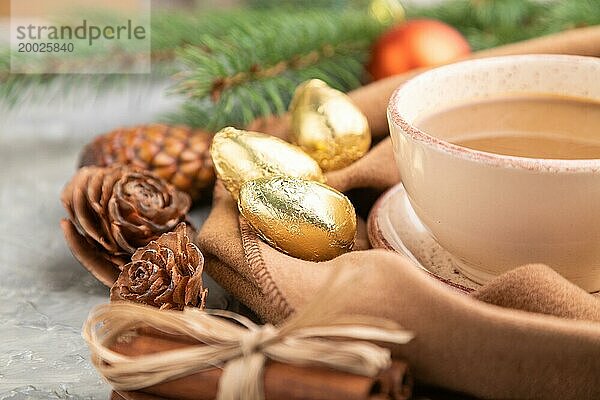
[110,223,208,310]
[79,124,215,202]
[60,165,192,286]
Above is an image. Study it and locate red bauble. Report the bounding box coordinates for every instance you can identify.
[368,19,471,80]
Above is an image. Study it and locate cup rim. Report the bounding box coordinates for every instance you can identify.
[387,54,600,173]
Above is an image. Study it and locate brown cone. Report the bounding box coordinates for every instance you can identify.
[61,165,192,286]
[79,124,215,202]
[110,223,208,310]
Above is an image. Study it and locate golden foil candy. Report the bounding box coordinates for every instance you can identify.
[238,176,357,261]
[210,127,325,199]
[369,0,405,24]
[289,79,371,171]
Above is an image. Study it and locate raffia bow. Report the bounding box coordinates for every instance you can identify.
[83,268,414,400]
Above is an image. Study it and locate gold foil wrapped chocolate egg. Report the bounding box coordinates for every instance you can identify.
[289,79,371,171]
[210,127,325,199]
[238,176,357,261]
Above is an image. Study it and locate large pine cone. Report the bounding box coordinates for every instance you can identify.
[79,124,215,202]
[60,165,192,286]
[110,223,208,310]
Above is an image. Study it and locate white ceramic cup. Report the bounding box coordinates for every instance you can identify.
[387,54,600,292]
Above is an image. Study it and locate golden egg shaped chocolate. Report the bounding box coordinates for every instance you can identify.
[289,79,371,172]
[238,176,357,261]
[210,127,325,199]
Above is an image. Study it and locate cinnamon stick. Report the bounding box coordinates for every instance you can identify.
[248,26,600,139]
[109,330,412,400]
[112,391,163,400]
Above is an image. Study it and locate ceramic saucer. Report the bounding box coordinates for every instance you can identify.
[368,183,483,293]
[368,183,600,296]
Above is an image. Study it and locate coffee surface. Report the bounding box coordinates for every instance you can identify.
[415,95,600,159]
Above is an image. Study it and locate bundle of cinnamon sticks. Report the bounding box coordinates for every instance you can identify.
[109,330,412,400]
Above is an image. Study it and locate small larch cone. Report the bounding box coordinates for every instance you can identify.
[110,223,208,310]
[79,124,215,202]
[61,165,192,286]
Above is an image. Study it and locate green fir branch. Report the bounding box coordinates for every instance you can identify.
[168,51,367,129]
[541,0,600,32]
[1,9,331,106]
[405,0,600,51]
[169,9,386,129]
